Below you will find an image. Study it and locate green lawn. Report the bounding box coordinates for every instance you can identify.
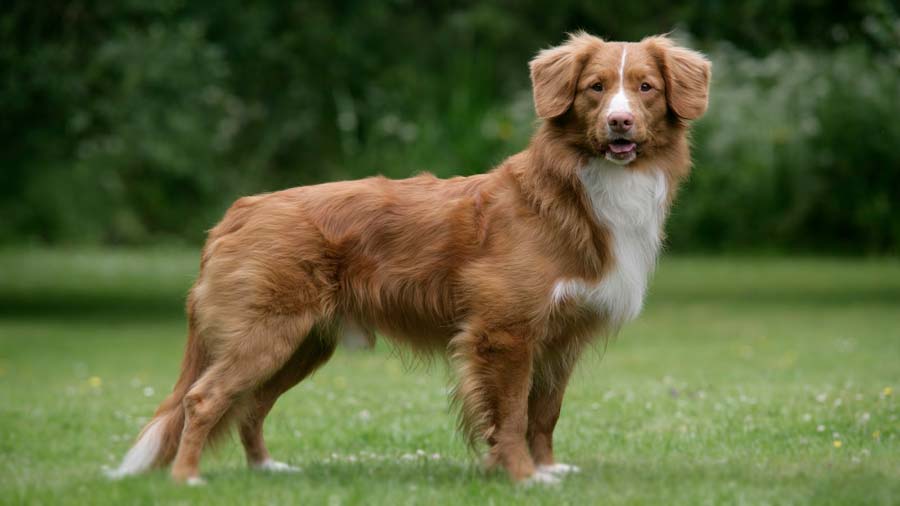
[1,249,898,505]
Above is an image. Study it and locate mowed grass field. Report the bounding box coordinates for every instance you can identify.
[1,249,898,505]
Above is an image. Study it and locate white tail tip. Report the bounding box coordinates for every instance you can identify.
[104,416,166,479]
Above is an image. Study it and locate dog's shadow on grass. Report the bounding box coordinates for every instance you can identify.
[206,459,504,487]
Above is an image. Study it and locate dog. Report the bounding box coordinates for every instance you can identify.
[107,32,710,485]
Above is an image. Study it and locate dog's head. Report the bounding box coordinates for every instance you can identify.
[530,33,711,165]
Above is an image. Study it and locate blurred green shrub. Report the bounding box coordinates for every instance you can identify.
[1,1,898,253]
[671,43,900,253]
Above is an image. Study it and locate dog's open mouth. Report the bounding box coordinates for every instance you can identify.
[604,138,638,163]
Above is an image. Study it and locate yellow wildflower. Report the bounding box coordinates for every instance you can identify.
[832,440,842,448]
[88,376,102,388]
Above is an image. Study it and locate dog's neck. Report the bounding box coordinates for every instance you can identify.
[508,124,588,212]
[503,120,691,279]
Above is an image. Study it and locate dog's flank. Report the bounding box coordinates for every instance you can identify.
[110,32,710,484]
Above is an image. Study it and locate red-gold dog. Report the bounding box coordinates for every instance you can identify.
[109,32,710,485]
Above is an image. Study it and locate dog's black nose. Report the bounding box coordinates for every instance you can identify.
[607,112,634,132]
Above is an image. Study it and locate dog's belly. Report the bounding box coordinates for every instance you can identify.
[341,294,459,351]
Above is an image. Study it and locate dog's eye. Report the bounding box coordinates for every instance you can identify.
[640,82,652,92]
[590,83,604,92]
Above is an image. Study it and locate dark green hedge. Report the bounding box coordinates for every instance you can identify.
[2,1,898,253]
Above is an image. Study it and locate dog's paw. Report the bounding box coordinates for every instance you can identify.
[186,476,207,486]
[537,462,581,475]
[522,469,561,486]
[252,459,301,473]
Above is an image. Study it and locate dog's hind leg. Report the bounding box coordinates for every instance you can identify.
[239,328,337,471]
[170,313,318,484]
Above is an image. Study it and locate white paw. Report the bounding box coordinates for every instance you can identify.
[186,476,207,486]
[252,459,300,473]
[537,462,581,475]
[522,469,561,486]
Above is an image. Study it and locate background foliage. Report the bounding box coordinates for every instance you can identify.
[2,1,899,252]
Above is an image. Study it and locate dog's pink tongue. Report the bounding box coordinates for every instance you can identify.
[609,142,636,154]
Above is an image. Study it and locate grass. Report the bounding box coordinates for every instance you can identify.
[1,248,898,505]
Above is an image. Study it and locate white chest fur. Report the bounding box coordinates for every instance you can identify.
[552,160,667,329]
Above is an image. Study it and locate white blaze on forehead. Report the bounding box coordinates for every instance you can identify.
[607,45,631,115]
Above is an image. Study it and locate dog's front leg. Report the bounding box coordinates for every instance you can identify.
[527,346,581,476]
[527,381,567,467]
[526,381,581,477]
[452,328,543,483]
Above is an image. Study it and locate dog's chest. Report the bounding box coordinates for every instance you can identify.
[552,161,667,328]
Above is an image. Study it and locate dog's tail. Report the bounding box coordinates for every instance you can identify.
[106,320,208,479]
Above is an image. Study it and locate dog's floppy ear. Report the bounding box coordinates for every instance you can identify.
[529,32,602,119]
[646,36,712,121]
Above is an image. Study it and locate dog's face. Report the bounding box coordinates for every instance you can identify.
[530,33,711,165]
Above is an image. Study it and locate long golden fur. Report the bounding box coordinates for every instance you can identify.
[110,32,711,484]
